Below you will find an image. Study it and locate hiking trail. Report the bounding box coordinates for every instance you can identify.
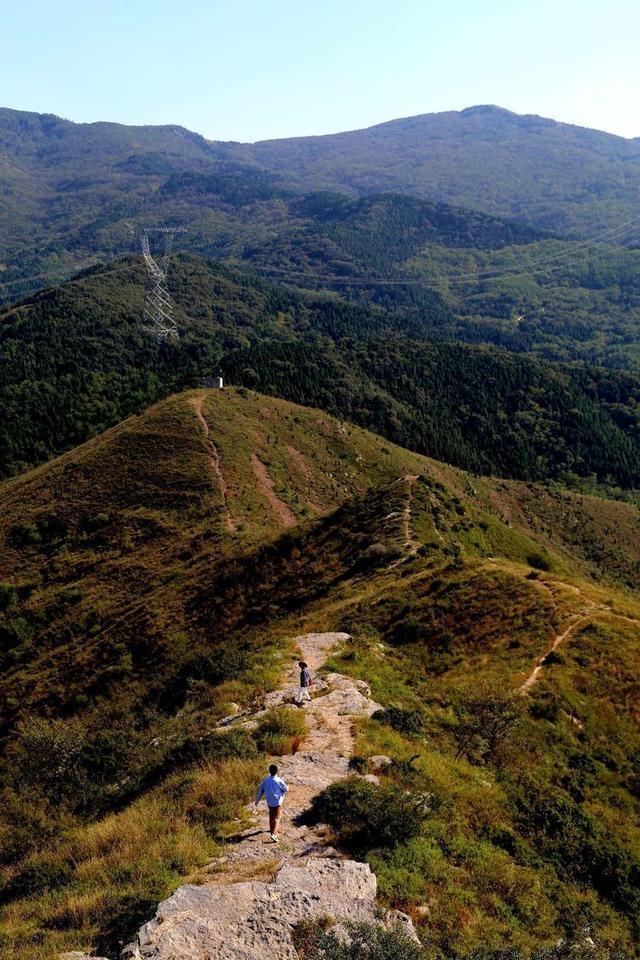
[251,453,297,528]
[191,396,236,533]
[389,475,420,568]
[111,633,417,960]
[519,577,640,692]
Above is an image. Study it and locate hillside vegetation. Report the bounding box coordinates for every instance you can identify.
[3,105,640,304]
[0,390,639,958]
[2,254,640,490]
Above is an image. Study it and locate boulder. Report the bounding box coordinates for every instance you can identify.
[125,858,415,960]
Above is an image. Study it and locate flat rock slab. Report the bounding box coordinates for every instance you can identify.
[126,860,381,960]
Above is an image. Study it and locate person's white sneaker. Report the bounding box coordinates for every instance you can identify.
[270,833,279,843]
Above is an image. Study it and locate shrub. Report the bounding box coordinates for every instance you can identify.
[372,706,423,735]
[355,542,403,572]
[81,512,110,533]
[10,716,92,808]
[450,680,522,765]
[0,616,33,649]
[387,616,426,646]
[35,511,68,542]
[254,707,306,756]
[0,583,17,611]
[369,835,447,906]
[165,727,258,770]
[8,521,40,547]
[305,777,429,853]
[3,851,73,901]
[526,551,553,571]
[292,920,426,960]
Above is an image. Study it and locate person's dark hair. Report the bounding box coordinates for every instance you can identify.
[269,763,278,775]
[299,661,308,668]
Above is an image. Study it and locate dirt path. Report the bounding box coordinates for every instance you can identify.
[520,611,593,692]
[520,573,640,693]
[389,475,420,568]
[122,634,410,960]
[251,454,297,528]
[191,396,236,533]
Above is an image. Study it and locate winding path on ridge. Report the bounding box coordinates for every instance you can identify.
[389,475,420,568]
[191,396,236,533]
[520,577,640,693]
[122,634,418,960]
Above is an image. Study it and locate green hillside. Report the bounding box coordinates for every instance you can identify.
[2,253,640,490]
[3,105,640,306]
[245,106,640,236]
[0,389,639,958]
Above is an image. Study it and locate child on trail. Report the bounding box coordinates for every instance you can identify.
[254,763,289,842]
[295,660,312,706]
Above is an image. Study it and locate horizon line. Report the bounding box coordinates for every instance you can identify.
[1,102,638,146]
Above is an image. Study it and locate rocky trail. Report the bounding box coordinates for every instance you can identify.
[69,634,416,960]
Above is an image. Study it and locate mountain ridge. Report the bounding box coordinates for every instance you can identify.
[3,252,640,488]
[3,103,640,302]
[3,102,638,146]
[1,388,639,958]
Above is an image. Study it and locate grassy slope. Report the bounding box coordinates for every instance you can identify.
[0,389,639,956]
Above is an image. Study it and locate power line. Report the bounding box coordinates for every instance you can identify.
[244,216,640,289]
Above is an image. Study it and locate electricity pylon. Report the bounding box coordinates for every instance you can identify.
[140,227,185,342]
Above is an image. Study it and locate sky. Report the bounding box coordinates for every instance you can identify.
[1,0,639,142]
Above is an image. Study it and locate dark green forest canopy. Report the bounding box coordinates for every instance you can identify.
[2,253,639,487]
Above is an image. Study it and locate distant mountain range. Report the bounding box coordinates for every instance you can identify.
[2,104,640,302]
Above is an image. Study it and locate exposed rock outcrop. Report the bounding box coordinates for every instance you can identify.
[123,859,408,960]
[74,633,417,960]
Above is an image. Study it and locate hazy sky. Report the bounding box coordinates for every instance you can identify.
[2,0,638,141]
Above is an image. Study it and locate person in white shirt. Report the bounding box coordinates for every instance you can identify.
[254,763,289,842]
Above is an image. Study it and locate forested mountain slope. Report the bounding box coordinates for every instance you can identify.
[0,389,639,958]
[2,105,640,301]
[2,253,640,486]
[246,105,640,235]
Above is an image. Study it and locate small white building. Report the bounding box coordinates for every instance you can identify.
[201,376,224,389]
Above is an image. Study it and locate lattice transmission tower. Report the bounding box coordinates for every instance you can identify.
[140,227,185,342]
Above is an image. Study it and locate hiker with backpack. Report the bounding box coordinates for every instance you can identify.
[295,660,312,706]
[254,763,289,842]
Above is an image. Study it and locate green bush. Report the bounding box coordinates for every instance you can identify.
[369,835,447,905]
[292,920,426,960]
[306,777,429,853]
[3,851,73,901]
[526,551,553,571]
[372,706,423,735]
[165,727,258,769]
[450,680,522,765]
[387,616,426,646]
[0,583,17,612]
[8,522,40,547]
